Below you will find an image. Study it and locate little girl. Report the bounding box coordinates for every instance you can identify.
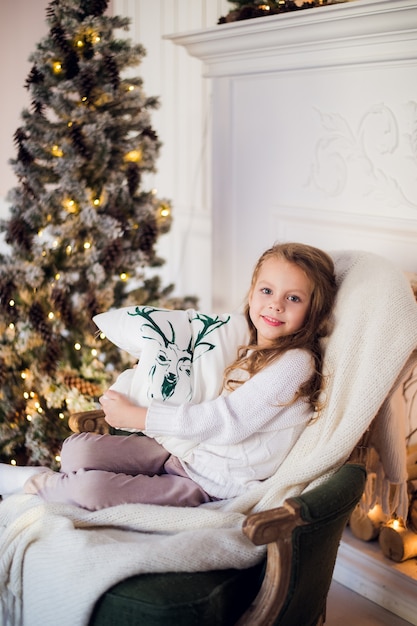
[0,242,337,510]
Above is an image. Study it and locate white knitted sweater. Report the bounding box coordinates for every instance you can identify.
[1,250,417,626]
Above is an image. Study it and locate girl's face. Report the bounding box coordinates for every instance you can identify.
[248,256,313,349]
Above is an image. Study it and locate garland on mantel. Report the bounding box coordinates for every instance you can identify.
[218,0,354,24]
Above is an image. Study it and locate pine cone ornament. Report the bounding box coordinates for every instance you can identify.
[6,217,33,252]
[29,301,52,341]
[69,122,90,158]
[135,217,158,257]
[79,0,109,18]
[126,162,141,196]
[51,287,73,325]
[104,54,120,90]
[39,337,61,375]
[13,128,33,165]
[101,238,123,271]
[64,373,102,397]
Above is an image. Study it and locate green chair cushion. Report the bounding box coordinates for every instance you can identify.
[89,561,265,626]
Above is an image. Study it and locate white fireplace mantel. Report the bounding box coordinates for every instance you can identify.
[167,0,417,77]
[167,0,417,314]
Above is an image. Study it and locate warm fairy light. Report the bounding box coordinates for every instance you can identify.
[35,401,40,409]
[128,85,135,92]
[63,198,77,213]
[55,455,61,462]
[58,413,64,420]
[124,149,142,163]
[74,343,81,351]
[76,39,84,47]
[258,4,270,9]
[26,415,32,422]
[91,348,97,356]
[51,145,63,157]
[9,322,15,329]
[42,250,47,257]
[11,460,16,466]
[55,273,61,280]
[9,299,15,307]
[23,392,29,399]
[21,371,27,380]
[159,204,171,218]
[30,391,35,398]
[53,61,62,74]
[83,241,91,249]
[52,240,59,248]
[81,96,88,102]
[120,272,128,281]
[93,198,100,206]
[391,518,402,531]
[99,332,106,340]
[68,121,73,128]
[48,311,55,319]
[66,245,72,255]
[37,407,43,414]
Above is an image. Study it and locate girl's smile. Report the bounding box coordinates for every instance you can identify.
[248,257,313,349]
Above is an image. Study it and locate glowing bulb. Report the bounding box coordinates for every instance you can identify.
[9,322,15,329]
[128,85,135,92]
[124,149,142,163]
[160,205,170,218]
[21,372,27,379]
[37,407,43,414]
[392,519,401,530]
[66,245,72,255]
[9,299,15,307]
[93,198,100,206]
[81,96,88,102]
[63,199,77,213]
[76,39,84,47]
[48,312,55,320]
[58,413,64,420]
[91,348,97,356]
[52,240,59,248]
[51,145,63,157]
[55,455,61,462]
[120,272,128,281]
[26,415,32,421]
[83,241,91,250]
[55,273,61,280]
[11,460,17,466]
[99,332,106,340]
[74,343,81,351]
[53,61,62,74]
[23,392,29,399]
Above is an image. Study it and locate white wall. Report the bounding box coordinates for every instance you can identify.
[0,0,229,311]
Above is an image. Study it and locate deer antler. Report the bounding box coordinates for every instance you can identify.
[192,313,230,355]
[128,306,176,348]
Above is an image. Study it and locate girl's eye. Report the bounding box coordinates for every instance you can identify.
[287,295,301,302]
[261,287,272,295]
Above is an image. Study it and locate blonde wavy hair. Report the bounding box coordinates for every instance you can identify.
[223,242,337,410]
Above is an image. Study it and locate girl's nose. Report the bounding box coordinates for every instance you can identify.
[270,299,283,312]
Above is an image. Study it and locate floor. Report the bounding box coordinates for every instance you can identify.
[326,580,413,626]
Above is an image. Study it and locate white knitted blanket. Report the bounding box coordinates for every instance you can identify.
[1,250,417,626]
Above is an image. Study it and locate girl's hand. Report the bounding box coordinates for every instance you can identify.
[99,390,147,430]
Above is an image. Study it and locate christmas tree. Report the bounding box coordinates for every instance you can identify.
[0,0,189,467]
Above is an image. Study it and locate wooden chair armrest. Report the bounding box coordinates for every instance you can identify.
[236,501,305,626]
[68,409,109,434]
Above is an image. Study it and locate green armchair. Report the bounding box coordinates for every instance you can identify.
[70,411,365,626]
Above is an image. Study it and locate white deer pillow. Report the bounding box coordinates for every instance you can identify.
[93,306,250,408]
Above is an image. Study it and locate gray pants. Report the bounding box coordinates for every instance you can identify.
[27,432,212,511]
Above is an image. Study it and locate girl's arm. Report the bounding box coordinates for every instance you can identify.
[99,390,147,430]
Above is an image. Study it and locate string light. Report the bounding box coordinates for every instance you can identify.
[124,149,142,163]
[53,61,62,74]
[51,145,63,157]
[55,273,61,280]
[48,312,55,319]
[83,241,91,249]
[120,272,128,281]
[63,198,77,213]
[11,460,16,466]
[9,299,15,307]
[74,343,81,351]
